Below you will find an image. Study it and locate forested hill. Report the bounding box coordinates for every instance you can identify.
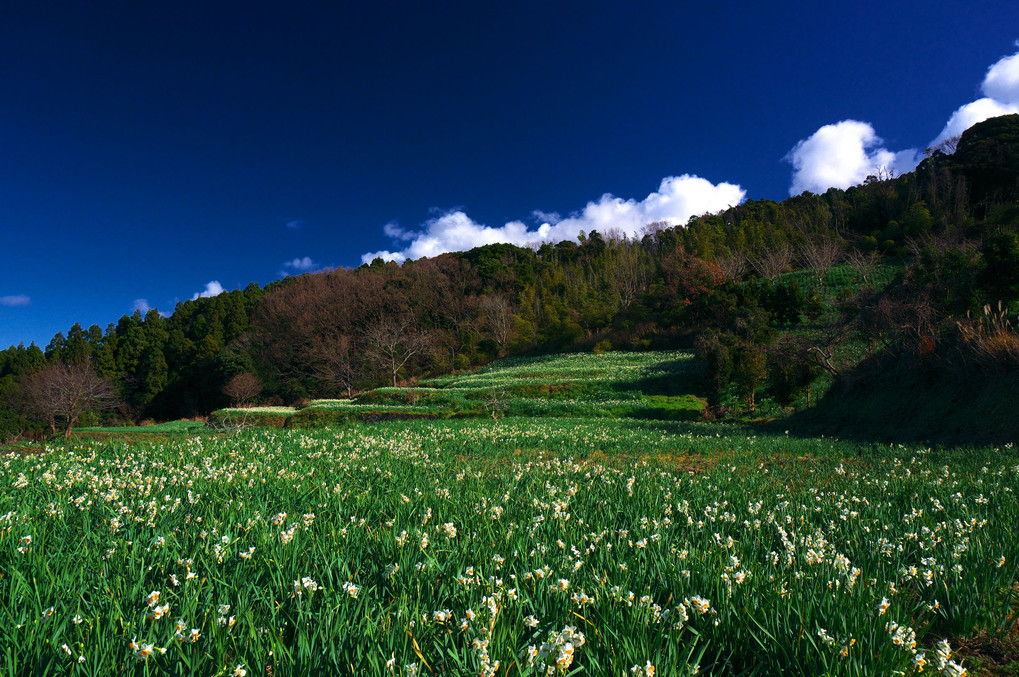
[2,115,1018,440]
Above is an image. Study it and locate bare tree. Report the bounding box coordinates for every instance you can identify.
[610,241,651,309]
[932,135,960,156]
[751,243,794,278]
[845,249,880,285]
[716,249,749,282]
[307,332,364,398]
[479,295,515,356]
[22,362,118,438]
[222,372,263,407]
[429,268,480,375]
[363,315,434,387]
[799,236,845,287]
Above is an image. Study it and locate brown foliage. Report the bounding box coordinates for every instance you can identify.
[21,362,118,438]
[363,314,434,387]
[222,372,263,406]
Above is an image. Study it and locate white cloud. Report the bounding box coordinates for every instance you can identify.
[383,222,414,241]
[982,51,1019,105]
[282,256,319,274]
[0,295,30,307]
[932,97,1019,147]
[787,47,1019,195]
[131,298,170,317]
[786,120,920,195]
[284,218,302,230]
[932,50,1019,145]
[362,175,745,264]
[191,281,225,300]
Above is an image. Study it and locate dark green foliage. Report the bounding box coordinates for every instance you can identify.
[979,229,1019,304]
[765,337,822,407]
[758,280,806,326]
[950,113,1019,211]
[696,329,769,412]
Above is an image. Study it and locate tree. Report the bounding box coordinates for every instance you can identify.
[363,315,434,387]
[307,332,364,398]
[845,248,880,285]
[979,230,1019,305]
[479,295,515,356]
[21,362,118,438]
[716,250,749,282]
[751,243,794,278]
[798,236,845,287]
[766,336,822,408]
[731,342,767,413]
[222,372,263,407]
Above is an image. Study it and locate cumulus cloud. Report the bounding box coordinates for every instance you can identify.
[932,50,1019,145]
[933,98,1019,147]
[786,121,921,195]
[191,281,225,300]
[788,46,1019,195]
[981,51,1019,105]
[362,175,745,264]
[283,218,302,230]
[0,295,30,307]
[281,256,321,275]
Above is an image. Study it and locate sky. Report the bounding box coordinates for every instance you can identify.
[2,1,1018,349]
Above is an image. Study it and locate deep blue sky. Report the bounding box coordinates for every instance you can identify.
[2,1,1017,349]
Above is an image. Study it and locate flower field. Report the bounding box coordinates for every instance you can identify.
[2,418,1017,675]
[213,352,707,427]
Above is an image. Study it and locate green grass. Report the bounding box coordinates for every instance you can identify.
[75,420,209,434]
[2,420,1016,675]
[211,351,710,428]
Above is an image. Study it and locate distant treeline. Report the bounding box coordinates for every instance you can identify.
[2,115,1018,438]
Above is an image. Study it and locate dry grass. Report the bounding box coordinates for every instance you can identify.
[958,302,1019,369]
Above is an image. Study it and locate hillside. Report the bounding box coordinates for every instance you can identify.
[2,114,1019,444]
[207,351,708,429]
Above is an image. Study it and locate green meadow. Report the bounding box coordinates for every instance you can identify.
[2,352,1017,676]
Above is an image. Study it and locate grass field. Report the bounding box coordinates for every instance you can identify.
[13,349,1016,675]
[209,351,709,429]
[75,420,210,435]
[2,415,1016,675]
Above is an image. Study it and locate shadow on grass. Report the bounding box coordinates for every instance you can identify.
[615,357,707,397]
[760,355,1019,448]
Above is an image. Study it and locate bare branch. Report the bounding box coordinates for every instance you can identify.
[222,373,263,407]
[798,236,845,286]
[363,316,434,387]
[751,243,794,279]
[21,362,118,438]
